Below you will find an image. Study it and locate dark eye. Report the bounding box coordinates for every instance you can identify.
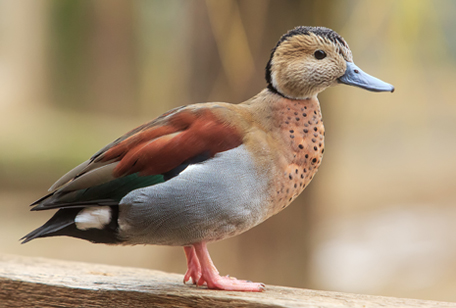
[314,50,326,60]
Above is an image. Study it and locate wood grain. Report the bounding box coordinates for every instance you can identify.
[0,254,454,308]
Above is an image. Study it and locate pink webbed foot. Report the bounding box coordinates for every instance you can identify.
[183,242,265,292]
[197,274,265,292]
[183,246,201,284]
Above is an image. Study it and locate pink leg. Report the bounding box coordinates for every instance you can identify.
[191,242,265,292]
[183,246,201,284]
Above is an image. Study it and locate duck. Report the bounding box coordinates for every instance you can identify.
[22,26,394,292]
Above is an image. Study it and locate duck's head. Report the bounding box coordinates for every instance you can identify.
[266,26,394,99]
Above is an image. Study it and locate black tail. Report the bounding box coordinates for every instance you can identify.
[21,206,121,244]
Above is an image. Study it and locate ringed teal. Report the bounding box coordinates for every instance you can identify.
[23,26,394,292]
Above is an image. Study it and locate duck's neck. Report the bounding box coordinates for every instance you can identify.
[245,89,322,132]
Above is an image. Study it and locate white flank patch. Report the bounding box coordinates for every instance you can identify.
[179,163,201,175]
[75,206,112,231]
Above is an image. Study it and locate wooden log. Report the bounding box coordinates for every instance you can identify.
[0,254,454,308]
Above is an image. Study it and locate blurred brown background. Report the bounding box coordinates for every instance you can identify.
[1,0,456,302]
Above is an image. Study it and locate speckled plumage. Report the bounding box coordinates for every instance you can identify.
[23,26,394,292]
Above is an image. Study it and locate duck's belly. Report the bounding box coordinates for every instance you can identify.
[117,144,269,246]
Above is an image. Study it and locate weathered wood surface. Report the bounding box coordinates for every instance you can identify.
[0,254,454,308]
